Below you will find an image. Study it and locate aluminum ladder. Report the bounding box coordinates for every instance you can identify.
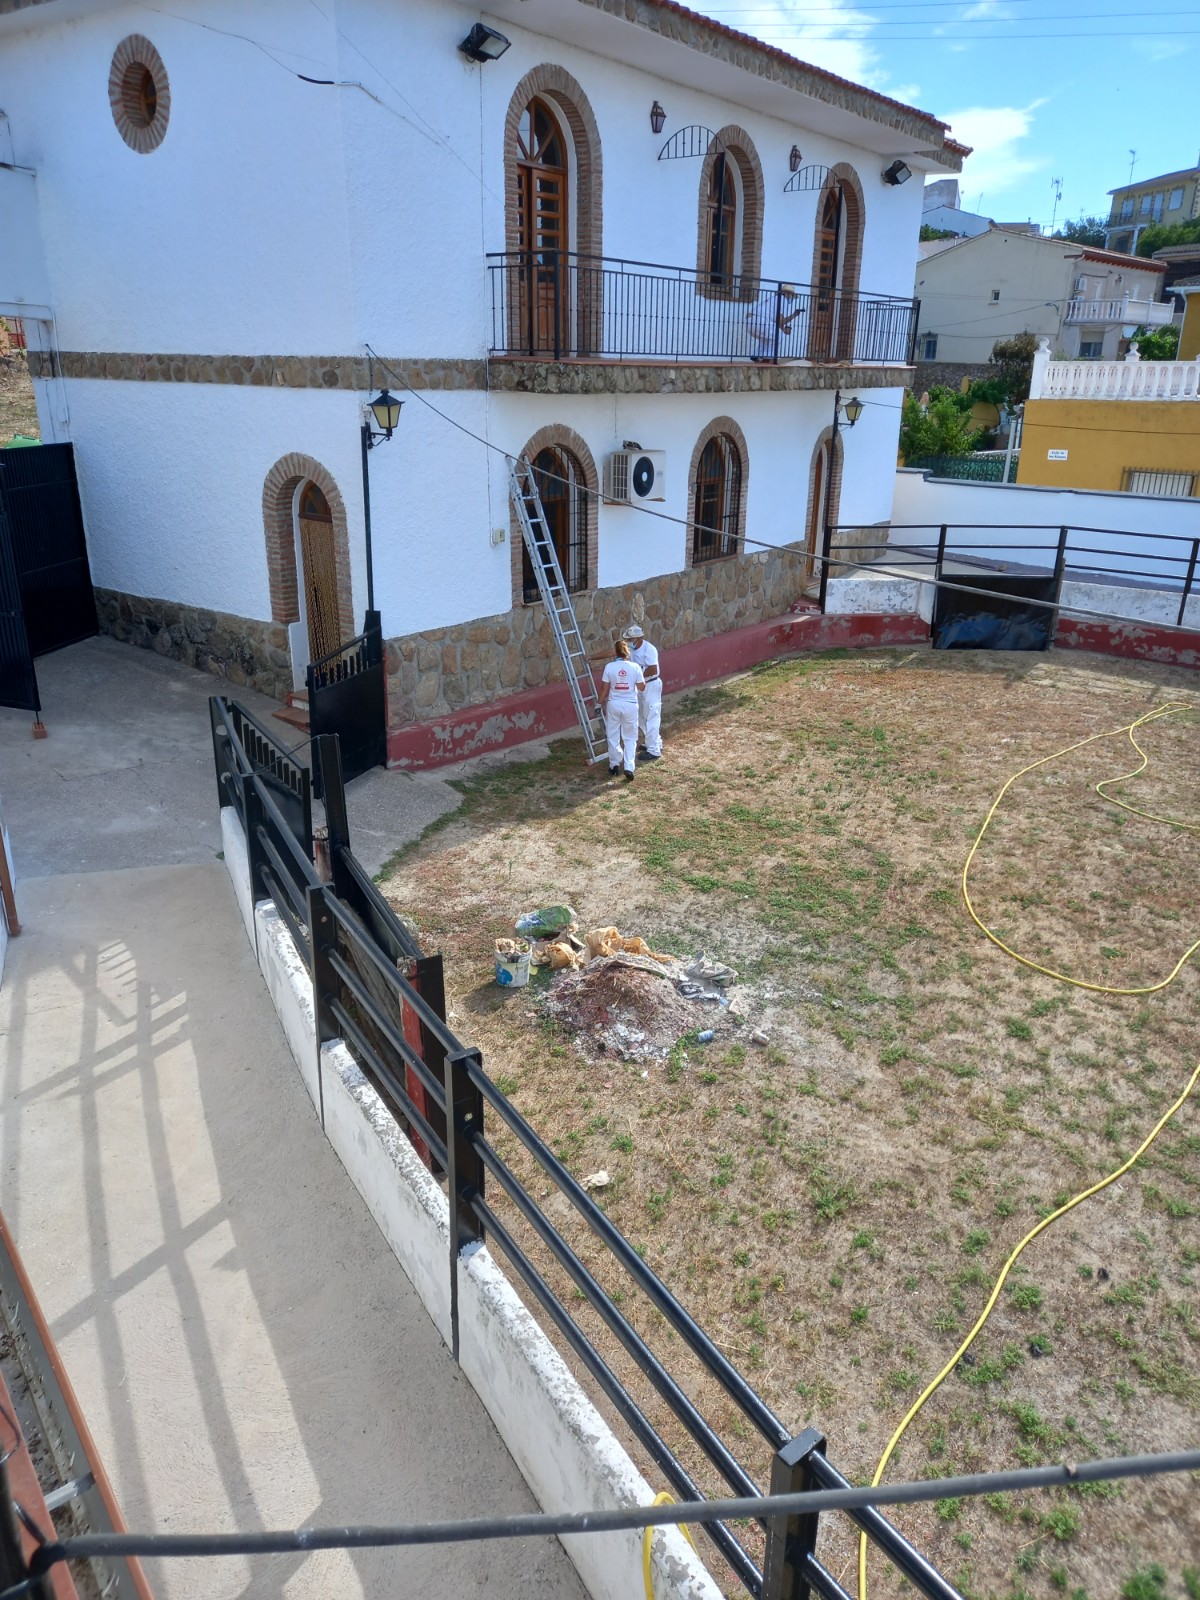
[508,456,606,764]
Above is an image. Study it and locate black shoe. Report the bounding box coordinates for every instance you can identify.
[624,770,635,782]
[609,764,620,776]
[640,751,662,762]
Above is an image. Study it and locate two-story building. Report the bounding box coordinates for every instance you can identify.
[1105,159,1200,256]
[0,0,965,766]
[915,229,1168,368]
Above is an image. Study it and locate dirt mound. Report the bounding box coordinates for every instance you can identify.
[542,957,727,1061]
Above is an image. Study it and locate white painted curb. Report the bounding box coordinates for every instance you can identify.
[220,806,723,1600]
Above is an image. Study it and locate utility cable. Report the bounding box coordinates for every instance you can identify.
[859,703,1200,1599]
[13,1450,1199,1593]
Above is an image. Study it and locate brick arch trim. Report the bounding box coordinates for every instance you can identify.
[684,415,750,567]
[262,453,354,642]
[802,423,845,580]
[504,64,603,263]
[696,126,765,301]
[109,34,171,154]
[810,161,866,302]
[510,425,600,607]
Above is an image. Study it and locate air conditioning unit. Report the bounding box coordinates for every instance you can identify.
[604,449,666,504]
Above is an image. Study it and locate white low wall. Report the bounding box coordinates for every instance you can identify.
[220,805,722,1600]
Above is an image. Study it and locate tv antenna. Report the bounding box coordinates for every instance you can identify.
[1128,148,1138,183]
[1050,177,1063,232]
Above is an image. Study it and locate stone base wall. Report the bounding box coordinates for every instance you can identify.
[386,541,845,729]
[911,359,994,391]
[95,588,292,700]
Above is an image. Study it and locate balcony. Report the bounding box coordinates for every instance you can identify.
[486,251,919,369]
[1064,296,1174,328]
[1029,352,1200,402]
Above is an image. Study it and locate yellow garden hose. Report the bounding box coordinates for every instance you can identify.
[859,700,1199,1600]
[642,1492,696,1600]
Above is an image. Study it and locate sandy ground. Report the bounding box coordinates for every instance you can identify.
[379,645,1200,1600]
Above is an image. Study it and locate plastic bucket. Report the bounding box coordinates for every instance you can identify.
[495,939,531,988]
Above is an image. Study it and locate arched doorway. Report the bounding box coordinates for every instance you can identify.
[804,429,842,595]
[704,152,738,290]
[809,167,864,361]
[295,479,341,664]
[516,96,569,352]
[523,445,588,601]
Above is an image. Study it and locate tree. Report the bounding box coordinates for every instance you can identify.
[1136,218,1200,258]
[1053,215,1108,247]
[988,331,1039,406]
[919,223,958,242]
[899,389,981,462]
[1128,323,1180,360]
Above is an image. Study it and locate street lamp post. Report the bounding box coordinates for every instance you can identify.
[359,384,402,635]
[817,389,863,612]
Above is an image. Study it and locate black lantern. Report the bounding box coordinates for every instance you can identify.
[650,100,666,134]
[789,144,802,172]
[882,159,912,186]
[843,395,864,426]
[458,23,511,62]
[368,389,403,439]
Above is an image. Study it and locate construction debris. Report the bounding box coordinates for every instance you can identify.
[515,905,577,938]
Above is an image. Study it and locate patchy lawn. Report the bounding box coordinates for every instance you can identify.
[378,646,1200,1600]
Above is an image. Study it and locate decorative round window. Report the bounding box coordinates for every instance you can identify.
[109,36,169,153]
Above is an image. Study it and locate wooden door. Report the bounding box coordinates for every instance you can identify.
[704,152,738,291]
[804,445,826,592]
[516,97,569,354]
[297,480,340,663]
[810,187,841,360]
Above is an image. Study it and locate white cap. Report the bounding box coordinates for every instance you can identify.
[623,624,645,640]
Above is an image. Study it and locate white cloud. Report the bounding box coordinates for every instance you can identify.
[942,101,1048,205]
[707,1,897,99]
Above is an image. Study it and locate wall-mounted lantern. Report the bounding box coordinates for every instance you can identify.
[789,144,802,173]
[650,100,666,135]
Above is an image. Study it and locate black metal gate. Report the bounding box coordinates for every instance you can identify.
[0,444,97,657]
[932,571,1060,651]
[306,620,386,794]
[0,488,39,712]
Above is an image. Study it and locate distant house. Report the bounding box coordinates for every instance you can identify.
[914,230,1169,367]
[1105,160,1200,255]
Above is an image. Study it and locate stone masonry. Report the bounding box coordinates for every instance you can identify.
[95,588,292,700]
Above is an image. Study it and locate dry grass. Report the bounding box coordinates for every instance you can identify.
[378,647,1200,1600]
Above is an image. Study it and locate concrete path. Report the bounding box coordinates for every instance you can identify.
[0,639,585,1599]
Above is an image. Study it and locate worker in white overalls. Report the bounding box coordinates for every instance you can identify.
[624,624,663,761]
[599,638,644,780]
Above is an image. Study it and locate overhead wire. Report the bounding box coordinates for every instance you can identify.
[858,700,1200,1599]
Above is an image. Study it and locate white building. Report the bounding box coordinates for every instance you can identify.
[915,229,1170,368]
[0,0,965,765]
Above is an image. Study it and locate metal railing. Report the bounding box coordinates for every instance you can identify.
[487,250,919,366]
[831,521,1200,630]
[209,698,962,1600]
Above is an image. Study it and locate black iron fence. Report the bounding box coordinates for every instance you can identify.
[488,251,919,366]
[831,521,1200,635]
[209,696,961,1600]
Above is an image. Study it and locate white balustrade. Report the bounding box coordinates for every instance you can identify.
[1028,338,1200,401]
[1063,296,1174,327]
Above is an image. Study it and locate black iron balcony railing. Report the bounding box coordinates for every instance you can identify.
[487,249,920,366]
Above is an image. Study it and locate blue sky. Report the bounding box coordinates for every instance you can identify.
[700,0,1199,229]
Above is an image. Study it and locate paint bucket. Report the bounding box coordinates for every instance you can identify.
[495,938,531,988]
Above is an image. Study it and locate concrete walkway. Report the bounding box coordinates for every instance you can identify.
[0,639,585,1599]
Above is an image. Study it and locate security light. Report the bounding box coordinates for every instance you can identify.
[650,100,666,134]
[458,23,511,62]
[882,160,912,186]
[368,390,403,438]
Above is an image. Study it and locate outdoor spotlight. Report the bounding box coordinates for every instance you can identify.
[368,389,403,438]
[843,395,864,426]
[650,100,666,134]
[882,159,913,186]
[458,22,511,62]
[789,144,802,172]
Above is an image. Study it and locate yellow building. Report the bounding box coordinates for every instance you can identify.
[1017,340,1200,498]
[1105,161,1200,256]
[1179,283,1200,360]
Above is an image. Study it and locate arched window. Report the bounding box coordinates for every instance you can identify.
[692,434,743,564]
[524,446,589,602]
[696,128,764,301]
[704,152,739,290]
[809,167,865,361]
